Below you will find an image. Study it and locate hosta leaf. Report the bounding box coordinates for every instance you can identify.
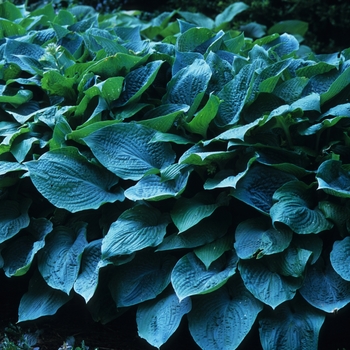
[234,216,293,259]
[268,20,308,36]
[156,210,231,251]
[38,223,88,294]
[259,297,325,350]
[74,239,104,303]
[214,2,249,29]
[231,164,296,214]
[25,147,123,213]
[0,89,33,106]
[270,181,333,234]
[0,197,31,244]
[171,192,227,233]
[18,271,73,322]
[125,170,191,201]
[216,62,257,127]
[2,218,52,277]
[176,27,214,52]
[239,258,303,308]
[188,276,263,350]
[330,237,350,281]
[101,205,170,260]
[300,257,350,313]
[171,251,238,301]
[137,292,192,348]
[293,235,323,265]
[115,60,163,106]
[316,159,350,198]
[163,58,212,107]
[109,251,176,307]
[83,123,175,181]
[194,234,233,269]
[184,93,221,137]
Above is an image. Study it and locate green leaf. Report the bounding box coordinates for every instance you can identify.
[234,216,293,259]
[330,237,350,281]
[84,123,175,181]
[38,223,88,294]
[42,70,76,101]
[125,170,191,201]
[300,258,350,313]
[156,210,231,251]
[239,258,302,309]
[194,234,233,269]
[137,292,192,348]
[230,164,296,214]
[0,1,24,21]
[2,218,52,277]
[214,2,249,29]
[171,251,238,301]
[171,192,227,233]
[74,239,104,303]
[115,60,163,106]
[316,159,350,198]
[163,58,212,107]
[176,27,214,52]
[25,147,123,213]
[184,93,221,137]
[0,89,33,106]
[109,251,176,307]
[18,271,73,322]
[0,197,31,244]
[268,20,308,37]
[188,276,263,350]
[101,205,170,260]
[270,181,333,234]
[259,297,325,350]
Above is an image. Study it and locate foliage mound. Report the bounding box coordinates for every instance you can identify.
[1,1,350,349]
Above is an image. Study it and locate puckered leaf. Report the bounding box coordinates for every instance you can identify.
[300,257,350,313]
[101,205,170,260]
[38,223,88,294]
[84,123,175,181]
[230,164,296,214]
[0,197,31,244]
[137,292,192,348]
[234,216,293,259]
[259,297,325,350]
[171,251,238,301]
[109,251,176,307]
[25,147,123,213]
[188,276,263,350]
[330,237,350,281]
[270,180,333,234]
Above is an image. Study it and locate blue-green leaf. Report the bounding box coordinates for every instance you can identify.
[259,297,325,350]
[18,271,73,322]
[171,192,227,233]
[137,292,192,348]
[101,205,170,260]
[163,58,212,107]
[239,258,303,308]
[25,147,123,213]
[230,164,296,214]
[234,216,292,259]
[188,276,263,350]
[109,252,176,307]
[330,237,350,281]
[270,181,333,234]
[38,223,88,294]
[300,257,350,313]
[171,251,238,301]
[214,2,249,29]
[84,123,175,181]
[0,197,31,244]
[2,218,52,277]
[316,159,350,198]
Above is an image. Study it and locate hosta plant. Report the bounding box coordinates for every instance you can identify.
[1,1,350,349]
